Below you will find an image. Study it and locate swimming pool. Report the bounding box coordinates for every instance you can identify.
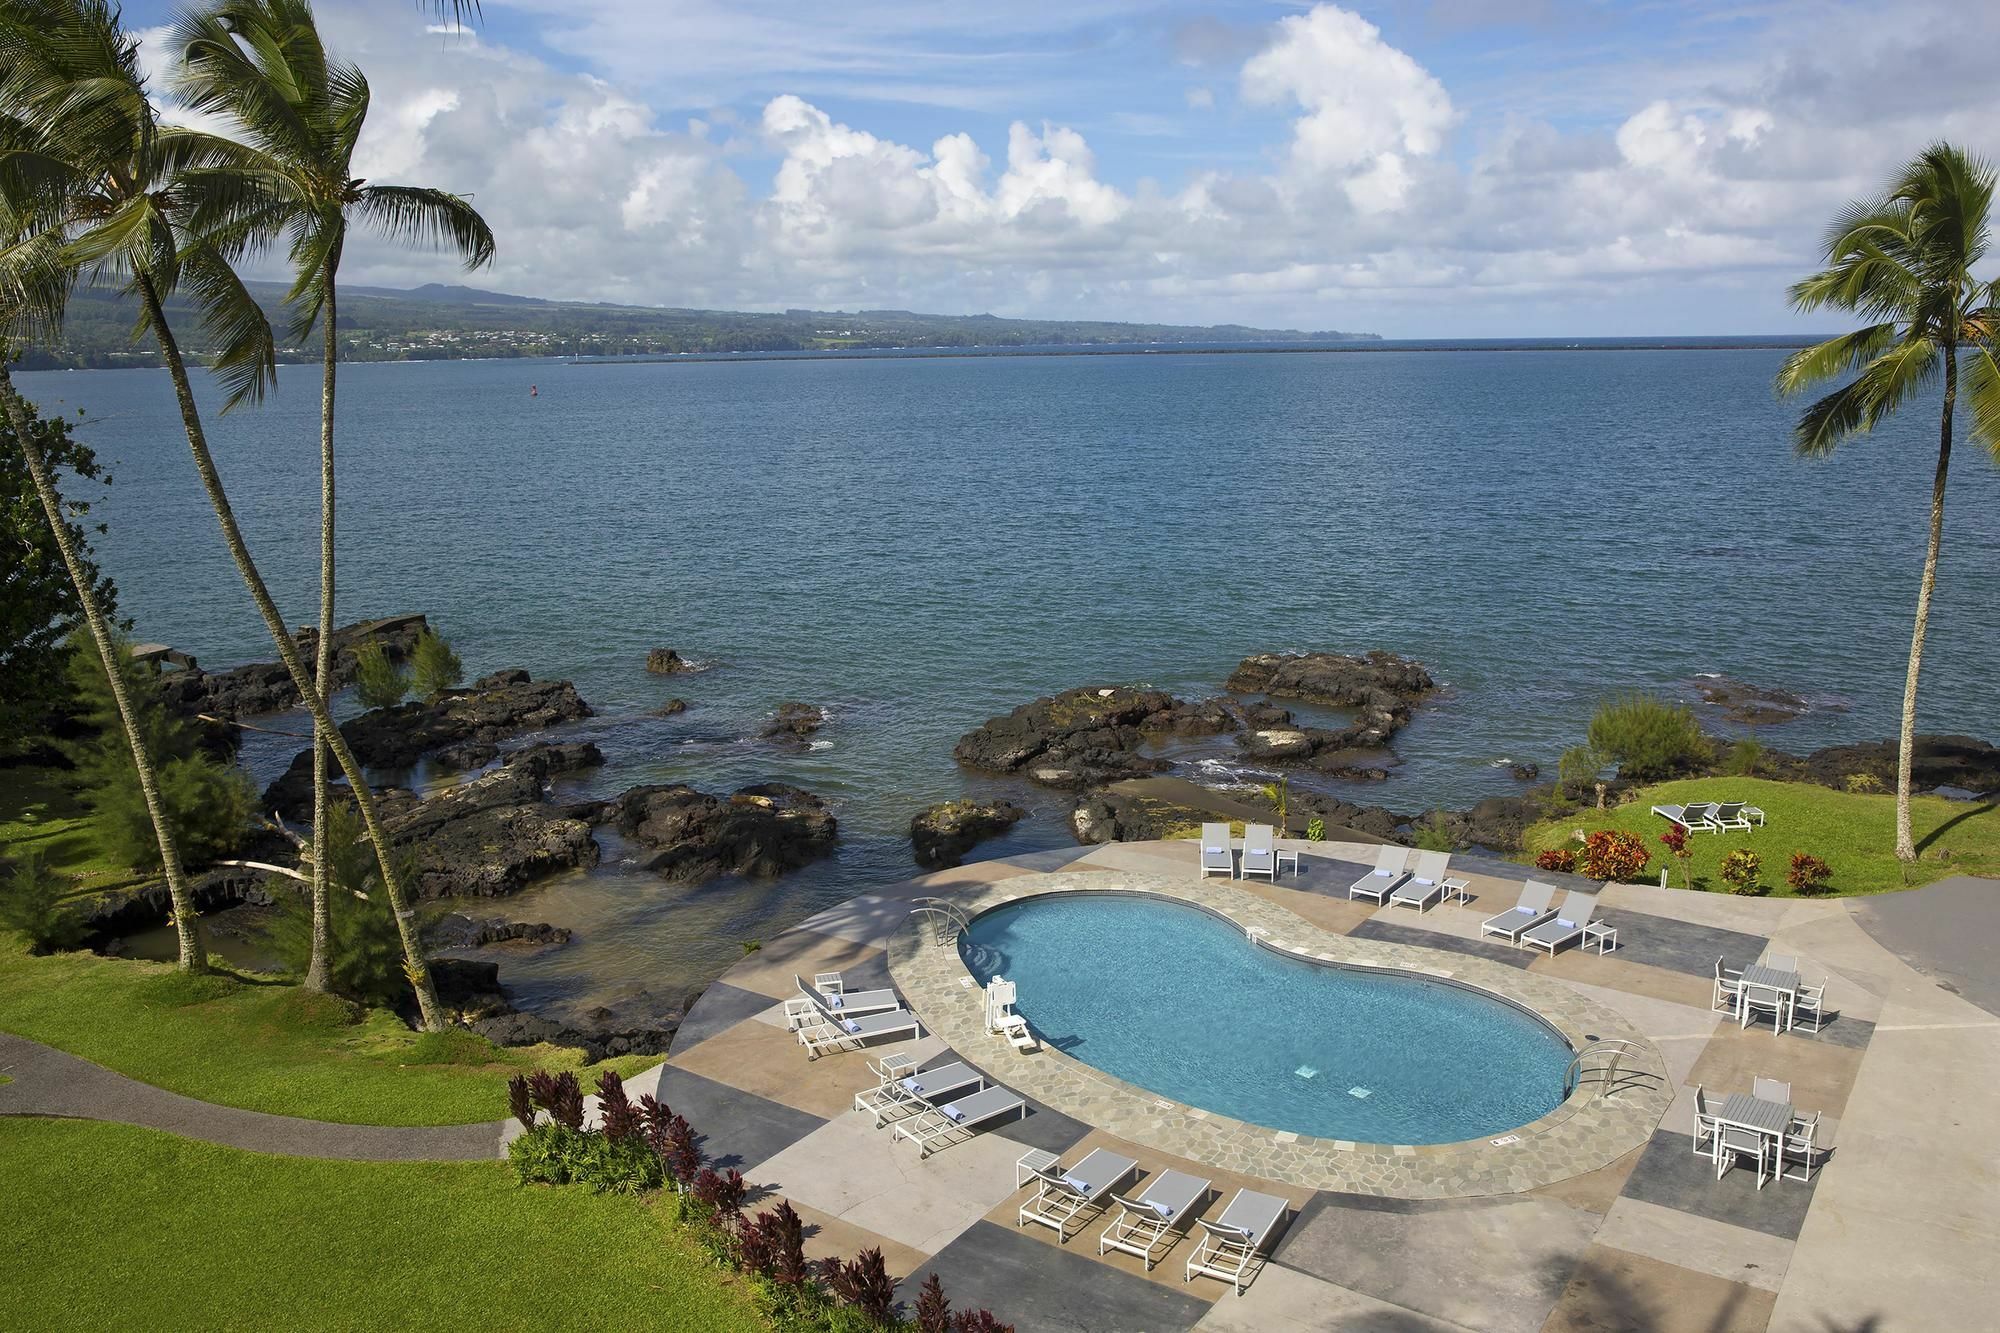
[960,894,1573,1145]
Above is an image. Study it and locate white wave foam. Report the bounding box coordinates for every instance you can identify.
[807,739,834,751]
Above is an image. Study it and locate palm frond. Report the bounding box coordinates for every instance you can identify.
[176,232,276,410]
[1791,335,1940,457]
[1775,323,1899,398]
[355,183,494,268]
[0,225,79,345]
[1961,341,2000,463]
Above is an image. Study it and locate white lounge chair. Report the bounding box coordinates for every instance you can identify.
[796,1002,923,1059]
[854,1059,984,1127]
[1240,824,1277,882]
[1184,1189,1288,1295]
[1348,845,1411,903]
[1519,890,1596,955]
[1482,880,1559,942]
[1100,1169,1211,1270]
[1712,802,1754,832]
[1652,802,1719,834]
[892,1084,1027,1158]
[1389,850,1453,912]
[796,974,900,1018]
[1198,823,1235,880]
[1018,1147,1139,1240]
[1712,958,1744,1015]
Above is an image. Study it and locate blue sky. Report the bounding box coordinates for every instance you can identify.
[122,0,2000,336]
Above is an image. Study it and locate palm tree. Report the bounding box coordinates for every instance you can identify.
[1777,142,2000,862]
[0,181,207,969]
[0,0,448,1028]
[171,0,493,994]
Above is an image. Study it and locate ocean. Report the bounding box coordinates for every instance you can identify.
[17,342,1998,1014]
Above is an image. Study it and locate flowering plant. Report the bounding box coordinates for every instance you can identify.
[1580,829,1650,882]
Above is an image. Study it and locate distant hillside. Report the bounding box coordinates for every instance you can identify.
[12,280,1376,369]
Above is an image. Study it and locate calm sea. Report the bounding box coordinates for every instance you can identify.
[18,343,1999,1014]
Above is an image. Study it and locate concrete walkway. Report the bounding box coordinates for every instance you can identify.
[1850,874,2000,1017]
[0,1033,508,1162]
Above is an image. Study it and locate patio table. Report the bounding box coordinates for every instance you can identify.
[1739,963,1802,1032]
[1713,1091,1793,1187]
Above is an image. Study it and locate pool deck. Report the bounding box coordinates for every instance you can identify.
[655,838,1999,1332]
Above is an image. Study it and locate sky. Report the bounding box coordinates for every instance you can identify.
[120,0,2000,337]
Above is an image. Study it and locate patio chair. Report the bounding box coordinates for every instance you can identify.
[1348,845,1412,903]
[1762,953,1798,973]
[1716,1124,1771,1189]
[1652,802,1719,833]
[1389,850,1453,912]
[1100,1169,1212,1270]
[1199,823,1235,880]
[796,973,900,1018]
[1018,1147,1139,1239]
[1481,880,1559,942]
[1712,802,1754,832]
[1791,979,1827,1033]
[1519,890,1596,956]
[795,1003,923,1059]
[1781,1112,1822,1183]
[854,1059,984,1127]
[891,1084,1028,1158]
[1740,986,1786,1030]
[1691,1084,1718,1158]
[1752,1077,1792,1105]
[1240,824,1277,882]
[1184,1189,1289,1295]
[1712,958,1744,1014]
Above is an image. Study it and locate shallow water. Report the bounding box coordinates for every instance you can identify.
[24,345,1998,1010]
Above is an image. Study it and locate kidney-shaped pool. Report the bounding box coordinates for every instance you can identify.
[960,894,1574,1145]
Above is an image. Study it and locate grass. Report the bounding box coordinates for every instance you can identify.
[1521,776,2000,895]
[0,1117,762,1332]
[0,938,653,1125]
[0,764,137,892]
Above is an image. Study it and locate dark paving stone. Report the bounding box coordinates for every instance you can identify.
[1349,917,1535,968]
[653,1065,825,1172]
[669,981,782,1057]
[1450,851,1605,899]
[1787,1011,1873,1052]
[893,1219,1210,1333]
[1589,907,1768,979]
[1618,1129,1818,1241]
[1853,874,2000,1018]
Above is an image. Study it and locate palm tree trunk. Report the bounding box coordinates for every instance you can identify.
[0,363,206,971]
[1895,345,1956,862]
[304,279,339,992]
[133,274,445,1029]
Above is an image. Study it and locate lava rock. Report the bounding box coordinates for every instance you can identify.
[429,957,510,1019]
[1691,675,1820,726]
[910,799,1027,868]
[1790,734,2000,795]
[761,702,827,743]
[428,914,572,950]
[1510,763,1541,782]
[385,764,601,898]
[646,648,697,675]
[954,686,1186,788]
[504,741,605,778]
[595,782,839,881]
[433,740,501,771]
[336,672,592,770]
[154,614,431,720]
[654,698,689,717]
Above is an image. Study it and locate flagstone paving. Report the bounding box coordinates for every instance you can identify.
[655,843,1997,1331]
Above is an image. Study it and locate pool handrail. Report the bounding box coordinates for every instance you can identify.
[909,897,973,946]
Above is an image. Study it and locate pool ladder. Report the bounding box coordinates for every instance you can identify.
[1564,1039,1660,1101]
[909,897,972,947]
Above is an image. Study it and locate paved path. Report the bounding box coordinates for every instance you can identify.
[0,1033,507,1161]
[1850,874,2000,1017]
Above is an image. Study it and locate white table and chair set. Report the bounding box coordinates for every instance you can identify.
[1713,952,1829,1034]
[1694,1076,1823,1189]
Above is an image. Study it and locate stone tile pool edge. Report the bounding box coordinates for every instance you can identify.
[888,869,1671,1199]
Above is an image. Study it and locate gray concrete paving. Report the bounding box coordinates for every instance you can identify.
[653,1064,826,1171]
[0,1033,505,1161]
[894,1219,1212,1333]
[1851,874,2000,1017]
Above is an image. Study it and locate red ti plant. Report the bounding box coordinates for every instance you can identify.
[1658,824,1693,889]
[691,1166,747,1219]
[915,1273,951,1333]
[506,1074,535,1133]
[822,1247,896,1324]
[739,1201,808,1287]
[527,1070,584,1131]
[596,1070,640,1143]
[950,1312,1014,1333]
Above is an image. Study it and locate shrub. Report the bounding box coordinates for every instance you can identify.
[1843,772,1884,794]
[351,641,409,710]
[1720,848,1764,895]
[0,853,87,953]
[916,1274,951,1333]
[690,1166,747,1219]
[1658,824,1693,889]
[1586,694,1712,781]
[506,1118,662,1194]
[821,1247,896,1325]
[596,1069,639,1143]
[1535,847,1577,874]
[1579,829,1649,882]
[270,802,418,1010]
[1412,819,1456,852]
[1305,816,1326,842]
[409,630,463,699]
[739,1201,809,1288]
[507,1073,534,1133]
[1556,744,1606,798]
[1788,851,1833,895]
[1725,738,1763,776]
[528,1069,585,1131]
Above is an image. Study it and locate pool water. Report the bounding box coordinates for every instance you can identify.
[960,894,1573,1145]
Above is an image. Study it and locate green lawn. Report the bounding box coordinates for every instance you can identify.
[1521,777,2000,895]
[0,937,652,1125]
[0,1117,762,1331]
[0,764,137,892]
